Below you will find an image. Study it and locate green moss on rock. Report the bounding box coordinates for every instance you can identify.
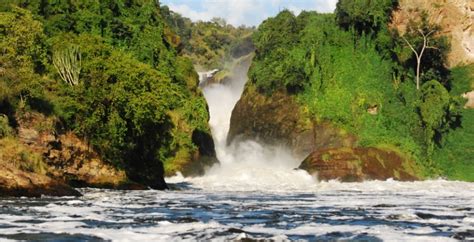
[299,147,421,182]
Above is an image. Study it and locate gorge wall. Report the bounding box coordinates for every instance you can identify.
[393,0,474,67]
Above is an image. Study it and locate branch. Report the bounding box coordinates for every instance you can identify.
[402,35,420,59]
[417,28,436,38]
[426,29,436,37]
[419,33,428,58]
[426,45,439,50]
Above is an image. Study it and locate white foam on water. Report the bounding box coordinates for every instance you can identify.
[0,180,472,241]
[172,63,318,192]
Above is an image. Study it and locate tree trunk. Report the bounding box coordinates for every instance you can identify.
[416,58,421,90]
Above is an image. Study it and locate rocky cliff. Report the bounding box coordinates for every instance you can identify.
[227,87,356,159]
[0,112,144,197]
[17,112,130,188]
[392,0,474,67]
[228,83,421,182]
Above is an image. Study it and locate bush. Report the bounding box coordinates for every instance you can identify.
[0,115,13,138]
[336,0,398,35]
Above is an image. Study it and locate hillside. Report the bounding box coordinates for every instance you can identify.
[0,1,217,195]
[160,5,255,70]
[228,1,474,181]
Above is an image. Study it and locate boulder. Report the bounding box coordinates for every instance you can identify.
[299,147,419,182]
[181,129,217,177]
[463,90,474,108]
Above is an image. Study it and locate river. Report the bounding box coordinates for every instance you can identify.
[0,67,472,241]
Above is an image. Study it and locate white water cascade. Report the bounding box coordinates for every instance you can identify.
[169,64,315,191]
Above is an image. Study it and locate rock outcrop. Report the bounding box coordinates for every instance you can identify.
[392,0,474,67]
[178,128,217,177]
[228,83,421,181]
[0,136,82,197]
[0,111,149,197]
[299,147,419,182]
[228,87,356,158]
[0,164,81,197]
[17,112,131,188]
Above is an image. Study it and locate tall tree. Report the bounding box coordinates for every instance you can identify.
[399,13,445,90]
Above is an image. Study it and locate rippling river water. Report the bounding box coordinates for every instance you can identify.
[0,180,473,241]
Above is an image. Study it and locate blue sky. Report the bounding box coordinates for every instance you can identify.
[160,0,338,27]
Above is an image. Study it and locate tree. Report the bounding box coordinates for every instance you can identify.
[400,12,444,90]
[211,17,226,27]
[418,80,459,158]
[336,0,398,35]
[402,32,437,90]
[0,6,46,111]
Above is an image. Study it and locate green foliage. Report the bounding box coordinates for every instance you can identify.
[253,10,299,55]
[0,115,13,138]
[450,64,474,96]
[0,5,48,113]
[432,65,474,181]
[433,109,474,181]
[250,8,468,179]
[0,1,214,187]
[250,11,313,93]
[418,80,460,157]
[161,6,254,69]
[336,0,398,35]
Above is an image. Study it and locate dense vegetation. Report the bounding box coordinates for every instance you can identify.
[1,0,471,185]
[0,1,215,188]
[160,6,254,70]
[249,0,473,180]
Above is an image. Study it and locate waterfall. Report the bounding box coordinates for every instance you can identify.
[169,59,315,191]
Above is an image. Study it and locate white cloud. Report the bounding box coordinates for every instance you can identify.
[166,3,214,22]
[314,0,338,13]
[287,5,303,16]
[165,0,338,27]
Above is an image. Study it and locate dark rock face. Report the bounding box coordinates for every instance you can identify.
[299,147,419,182]
[227,88,355,158]
[180,129,218,177]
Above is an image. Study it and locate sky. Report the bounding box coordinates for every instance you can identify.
[160,0,338,27]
